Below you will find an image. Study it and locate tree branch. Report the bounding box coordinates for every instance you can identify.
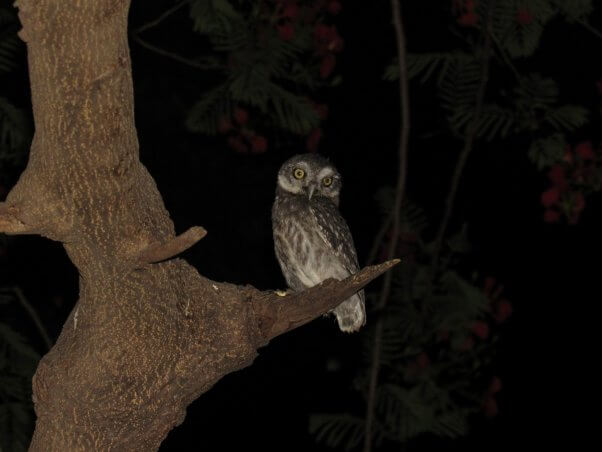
[130,33,223,71]
[252,259,400,342]
[430,0,495,277]
[136,226,207,266]
[0,203,29,234]
[363,1,411,450]
[132,0,188,34]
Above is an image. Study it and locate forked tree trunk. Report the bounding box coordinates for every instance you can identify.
[0,0,396,450]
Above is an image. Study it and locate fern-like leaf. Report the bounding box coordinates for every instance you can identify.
[0,6,21,75]
[544,105,588,131]
[527,133,566,169]
[309,414,370,451]
[550,0,593,21]
[185,84,230,135]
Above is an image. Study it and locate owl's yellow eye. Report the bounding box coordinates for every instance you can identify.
[293,168,305,179]
[322,177,333,187]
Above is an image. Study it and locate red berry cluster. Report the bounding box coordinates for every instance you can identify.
[273,1,343,78]
[541,141,597,224]
[219,107,269,154]
[453,0,477,27]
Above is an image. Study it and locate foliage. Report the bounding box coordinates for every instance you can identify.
[311,198,509,449]
[0,291,40,452]
[181,0,342,153]
[312,0,598,449]
[386,0,598,224]
[0,4,30,178]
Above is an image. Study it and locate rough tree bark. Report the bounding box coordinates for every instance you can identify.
[0,0,397,450]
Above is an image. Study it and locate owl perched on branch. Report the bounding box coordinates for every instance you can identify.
[272,154,366,332]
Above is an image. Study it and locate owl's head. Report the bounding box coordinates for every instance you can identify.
[277,154,342,204]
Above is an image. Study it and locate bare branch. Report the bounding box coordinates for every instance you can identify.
[136,226,207,266]
[364,0,411,450]
[0,203,29,235]
[430,0,496,277]
[252,259,400,342]
[133,0,188,34]
[131,33,223,71]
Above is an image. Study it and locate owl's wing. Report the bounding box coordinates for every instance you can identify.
[310,200,360,274]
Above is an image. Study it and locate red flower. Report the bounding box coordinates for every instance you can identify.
[548,164,568,190]
[227,136,248,153]
[217,117,232,134]
[472,321,490,340]
[457,11,478,26]
[314,23,334,41]
[320,53,336,78]
[517,8,534,25]
[277,23,295,41]
[233,107,249,125]
[575,141,595,160]
[543,209,560,223]
[482,396,498,418]
[282,2,299,19]
[488,376,502,394]
[306,128,322,152]
[314,24,343,53]
[494,299,513,323]
[250,135,268,153]
[540,187,560,207]
[328,1,342,15]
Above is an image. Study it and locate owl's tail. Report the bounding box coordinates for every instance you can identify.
[332,290,366,333]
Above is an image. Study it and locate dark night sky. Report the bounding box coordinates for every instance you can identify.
[1,1,600,450]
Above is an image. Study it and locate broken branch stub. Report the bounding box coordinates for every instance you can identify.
[252,259,400,341]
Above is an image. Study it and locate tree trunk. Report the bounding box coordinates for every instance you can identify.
[0,0,396,449]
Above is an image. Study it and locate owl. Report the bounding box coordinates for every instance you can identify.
[272,153,366,333]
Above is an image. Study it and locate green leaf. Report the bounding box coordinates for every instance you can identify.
[544,105,589,131]
[527,133,566,169]
[309,414,370,451]
[551,0,593,21]
[185,84,230,135]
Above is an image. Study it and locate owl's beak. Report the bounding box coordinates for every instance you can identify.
[307,184,316,200]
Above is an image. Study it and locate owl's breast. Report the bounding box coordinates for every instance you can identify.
[272,194,349,289]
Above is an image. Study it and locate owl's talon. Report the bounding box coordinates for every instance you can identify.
[274,289,289,297]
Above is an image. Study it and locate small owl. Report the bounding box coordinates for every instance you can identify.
[272,154,366,332]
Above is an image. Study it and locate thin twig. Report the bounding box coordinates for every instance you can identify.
[430,0,496,278]
[131,33,221,71]
[365,212,393,267]
[577,19,602,41]
[133,0,188,34]
[12,286,53,350]
[363,1,410,450]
